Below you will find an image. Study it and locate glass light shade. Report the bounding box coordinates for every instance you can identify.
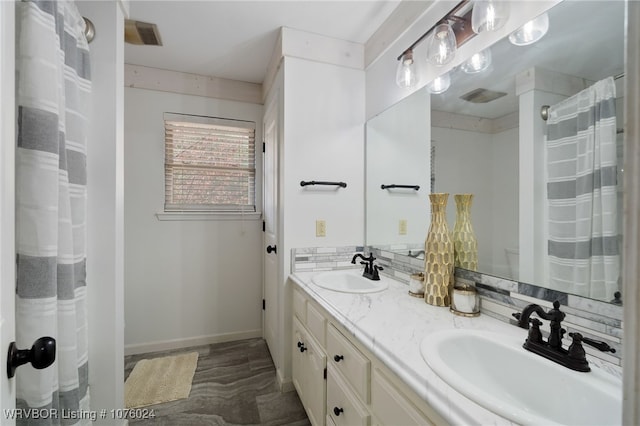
[509,13,549,46]
[471,0,510,34]
[427,73,451,94]
[462,48,492,73]
[427,23,457,66]
[395,50,418,88]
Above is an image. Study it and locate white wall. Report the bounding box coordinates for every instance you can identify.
[77,1,127,422]
[282,56,365,252]
[366,89,431,246]
[123,87,264,354]
[269,49,365,386]
[431,127,494,272]
[0,0,16,414]
[431,121,518,277]
[491,127,519,278]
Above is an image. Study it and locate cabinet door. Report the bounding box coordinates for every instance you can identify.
[292,317,306,399]
[371,368,433,426]
[292,317,326,426]
[305,330,327,426]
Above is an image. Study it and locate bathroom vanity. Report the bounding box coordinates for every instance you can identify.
[289,269,621,425]
[291,275,447,426]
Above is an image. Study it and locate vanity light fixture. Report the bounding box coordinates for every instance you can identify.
[394,0,471,84]
[509,12,549,46]
[471,0,510,34]
[395,49,419,88]
[461,48,492,73]
[395,0,509,88]
[427,22,458,66]
[427,73,451,94]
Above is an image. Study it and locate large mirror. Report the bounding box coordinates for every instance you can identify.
[365,0,624,303]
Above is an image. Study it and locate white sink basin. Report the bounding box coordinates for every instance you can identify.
[311,269,388,293]
[420,329,621,425]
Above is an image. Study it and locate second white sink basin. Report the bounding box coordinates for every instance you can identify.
[311,269,388,293]
[420,329,621,425]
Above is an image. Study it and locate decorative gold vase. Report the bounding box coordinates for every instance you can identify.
[453,194,478,271]
[424,193,454,307]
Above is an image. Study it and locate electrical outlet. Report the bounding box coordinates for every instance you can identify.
[399,219,407,235]
[316,220,326,237]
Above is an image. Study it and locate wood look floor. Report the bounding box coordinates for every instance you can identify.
[124,338,310,425]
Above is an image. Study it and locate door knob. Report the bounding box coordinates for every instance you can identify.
[266,245,277,254]
[7,337,56,379]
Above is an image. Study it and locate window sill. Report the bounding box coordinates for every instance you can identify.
[156,211,262,221]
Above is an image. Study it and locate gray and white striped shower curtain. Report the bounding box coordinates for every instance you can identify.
[545,77,619,300]
[15,0,91,423]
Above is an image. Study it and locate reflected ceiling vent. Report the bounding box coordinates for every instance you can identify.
[125,20,162,46]
[460,88,507,103]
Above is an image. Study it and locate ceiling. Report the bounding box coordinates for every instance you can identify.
[124,0,401,84]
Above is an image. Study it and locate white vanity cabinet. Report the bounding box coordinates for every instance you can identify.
[292,300,327,426]
[292,287,446,426]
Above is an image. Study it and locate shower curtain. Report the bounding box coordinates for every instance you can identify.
[15,1,91,424]
[545,77,619,300]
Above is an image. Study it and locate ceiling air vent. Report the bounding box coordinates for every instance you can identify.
[125,20,162,46]
[460,88,507,103]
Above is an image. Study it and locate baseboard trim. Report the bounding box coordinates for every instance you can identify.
[124,329,263,356]
[277,368,295,393]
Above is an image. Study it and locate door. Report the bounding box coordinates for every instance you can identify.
[0,0,16,417]
[263,94,279,364]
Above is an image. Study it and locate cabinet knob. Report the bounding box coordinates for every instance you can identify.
[297,341,303,348]
[333,407,344,416]
[334,354,344,362]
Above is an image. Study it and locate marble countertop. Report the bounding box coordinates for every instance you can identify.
[290,270,534,425]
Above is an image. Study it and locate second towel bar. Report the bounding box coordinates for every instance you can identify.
[300,180,347,188]
[381,184,420,191]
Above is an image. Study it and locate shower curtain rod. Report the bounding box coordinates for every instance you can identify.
[83,17,95,43]
[540,73,624,120]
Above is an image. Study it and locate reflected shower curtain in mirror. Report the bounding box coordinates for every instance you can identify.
[15,0,91,423]
[545,77,618,300]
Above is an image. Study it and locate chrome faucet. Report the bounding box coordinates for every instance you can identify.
[351,253,383,281]
[512,300,615,372]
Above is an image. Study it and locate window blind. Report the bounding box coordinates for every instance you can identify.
[164,113,256,212]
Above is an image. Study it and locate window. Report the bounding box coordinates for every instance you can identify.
[164,113,256,213]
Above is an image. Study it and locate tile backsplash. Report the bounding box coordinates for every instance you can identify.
[292,245,623,368]
[291,245,364,273]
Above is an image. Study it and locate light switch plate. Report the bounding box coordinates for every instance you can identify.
[316,220,326,237]
[399,219,407,235]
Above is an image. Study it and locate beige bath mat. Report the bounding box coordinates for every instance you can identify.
[125,352,199,408]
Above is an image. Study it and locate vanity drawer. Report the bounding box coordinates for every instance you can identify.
[371,368,433,426]
[293,288,307,322]
[327,364,370,426]
[327,324,370,403]
[306,302,326,347]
